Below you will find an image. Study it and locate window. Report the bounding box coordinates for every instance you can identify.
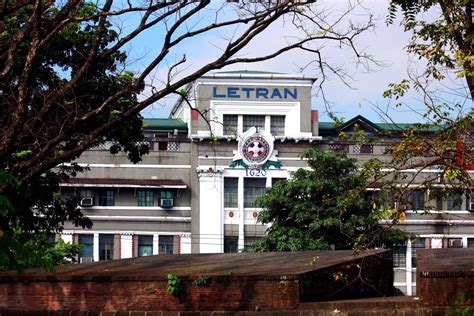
[159,235,174,254]
[244,236,262,250]
[158,142,168,151]
[270,115,285,136]
[447,193,463,210]
[224,236,238,253]
[411,238,426,268]
[447,238,463,248]
[353,144,373,154]
[99,190,115,206]
[80,189,94,198]
[138,235,153,256]
[224,178,238,208]
[468,238,474,248]
[409,190,425,210]
[78,234,93,263]
[393,244,407,268]
[272,178,286,187]
[138,190,154,206]
[243,115,265,132]
[99,234,115,261]
[244,178,266,208]
[223,115,238,135]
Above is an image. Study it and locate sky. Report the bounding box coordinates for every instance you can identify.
[122,0,470,123]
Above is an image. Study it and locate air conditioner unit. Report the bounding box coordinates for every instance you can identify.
[79,257,93,263]
[160,198,174,208]
[80,197,94,207]
[469,202,474,212]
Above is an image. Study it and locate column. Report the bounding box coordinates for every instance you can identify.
[181,234,192,254]
[238,176,245,251]
[120,234,133,259]
[406,240,412,296]
[93,233,99,262]
[153,233,159,255]
[198,168,224,253]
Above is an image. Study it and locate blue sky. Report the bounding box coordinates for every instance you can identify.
[121,0,469,123]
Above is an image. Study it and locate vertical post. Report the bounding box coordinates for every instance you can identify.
[153,233,159,255]
[238,176,245,251]
[406,239,412,296]
[198,169,224,253]
[93,233,99,262]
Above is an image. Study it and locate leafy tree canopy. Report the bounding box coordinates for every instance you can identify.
[0,1,375,269]
[380,0,473,198]
[253,149,410,252]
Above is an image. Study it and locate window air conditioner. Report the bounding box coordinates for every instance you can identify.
[80,197,94,207]
[80,257,93,263]
[469,202,474,212]
[160,198,174,208]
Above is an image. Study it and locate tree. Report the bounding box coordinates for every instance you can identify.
[380,0,473,202]
[253,149,409,252]
[0,1,375,269]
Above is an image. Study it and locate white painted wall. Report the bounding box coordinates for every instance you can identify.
[180,235,192,254]
[198,170,224,253]
[120,234,133,258]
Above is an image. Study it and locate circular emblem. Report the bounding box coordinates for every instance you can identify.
[229,211,234,218]
[242,136,270,164]
[252,211,258,218]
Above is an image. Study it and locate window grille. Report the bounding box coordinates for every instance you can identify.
[99,234,115,261]
[244,236,263,250]
[409,190,425,210]
[328,144,349,152]
[99,190,115,206]
[270,115,285,136]
[353,144,373,154]
[138,190,154,206]
[244,178,266,208]
[159,235,174,255]
[271,178,286,187]
[393,244,407,268]
[243,115,265,131]
[78,234,94,263]
[224,177,238,208]
[223,115,238,135]
[167,142,180,151]
[447,193,463,210]
[411,238,426,268]
[224,236,238,253]
[137,235,153,256]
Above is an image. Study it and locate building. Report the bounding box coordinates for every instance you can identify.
[59,70,474,295]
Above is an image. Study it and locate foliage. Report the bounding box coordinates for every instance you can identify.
[167,273,182,297]
[383,0,473,195]
[253,149,409,252]
[194,275,209,287]
[0,1,375,269]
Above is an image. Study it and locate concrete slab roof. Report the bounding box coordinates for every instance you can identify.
[0,250,389,282]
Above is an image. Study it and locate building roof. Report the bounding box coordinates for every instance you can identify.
[200,70,317,81]
[215,70,284,75]
[142,118,187,131]
[0,249,389,282]
[61,178,187,189]
[319,115,445,134]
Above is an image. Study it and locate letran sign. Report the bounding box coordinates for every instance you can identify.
[212,86,297,99]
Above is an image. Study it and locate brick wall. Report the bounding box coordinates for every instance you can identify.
[0,277,299,312]
[417,249,474,307]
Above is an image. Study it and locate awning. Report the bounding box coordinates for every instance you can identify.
[60,178,187,189]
